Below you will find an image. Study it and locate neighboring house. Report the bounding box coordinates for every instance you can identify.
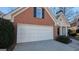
[56,11,70,36]
[3,7,70,43]
[70,15,79,31]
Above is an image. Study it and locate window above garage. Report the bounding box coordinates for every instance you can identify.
[34,7,44,19]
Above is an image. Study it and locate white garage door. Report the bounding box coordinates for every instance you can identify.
[17,24,53,43]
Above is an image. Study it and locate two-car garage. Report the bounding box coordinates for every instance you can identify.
[9,7,56,43]
[17,24,54,43]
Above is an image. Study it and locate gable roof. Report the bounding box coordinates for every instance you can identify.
[3,7,57,25]
[56,12,70,27]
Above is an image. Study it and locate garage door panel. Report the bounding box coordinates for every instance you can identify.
[17,24,53,43]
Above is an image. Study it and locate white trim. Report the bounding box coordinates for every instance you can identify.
[17,23,53,27]
[44,8,57,26]
[57,12,70,27]
[12,8,29,22]
[5,7,23,15]
[13,7,29,17]
[3,7,23,20]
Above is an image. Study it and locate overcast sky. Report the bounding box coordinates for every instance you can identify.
[0,7,79,22]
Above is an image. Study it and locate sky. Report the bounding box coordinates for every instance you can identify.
[0,7,16,14]
[51,7,79,22]
[0,7,79,22]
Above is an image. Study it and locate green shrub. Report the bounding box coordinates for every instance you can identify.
[55,36,71,44]
[0,18,15,48]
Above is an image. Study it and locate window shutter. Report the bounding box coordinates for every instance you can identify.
[34,7,36,17]
[42,8,44,18]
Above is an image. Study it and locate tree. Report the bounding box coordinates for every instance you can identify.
[0,18,15,49]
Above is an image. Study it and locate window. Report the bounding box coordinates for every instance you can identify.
[62,27,66,35]
[34,7,44,19]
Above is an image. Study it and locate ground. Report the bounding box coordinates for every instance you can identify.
[14,38,79,51]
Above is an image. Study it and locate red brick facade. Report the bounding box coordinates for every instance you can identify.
[12,7,58,38]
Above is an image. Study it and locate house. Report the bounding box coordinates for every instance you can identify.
[56,11,70,36]
[3,7,70,43]
[70,15,79,32]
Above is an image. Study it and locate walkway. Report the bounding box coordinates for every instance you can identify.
[68,38,79,51]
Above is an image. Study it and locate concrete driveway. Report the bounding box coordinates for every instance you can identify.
[14,40,76,51]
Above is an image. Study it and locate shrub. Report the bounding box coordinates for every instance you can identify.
[0,18,15,49]
[70,33,76,36]
[76,29,79,33]
[55,36,71,44]
[68,29,76,36]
